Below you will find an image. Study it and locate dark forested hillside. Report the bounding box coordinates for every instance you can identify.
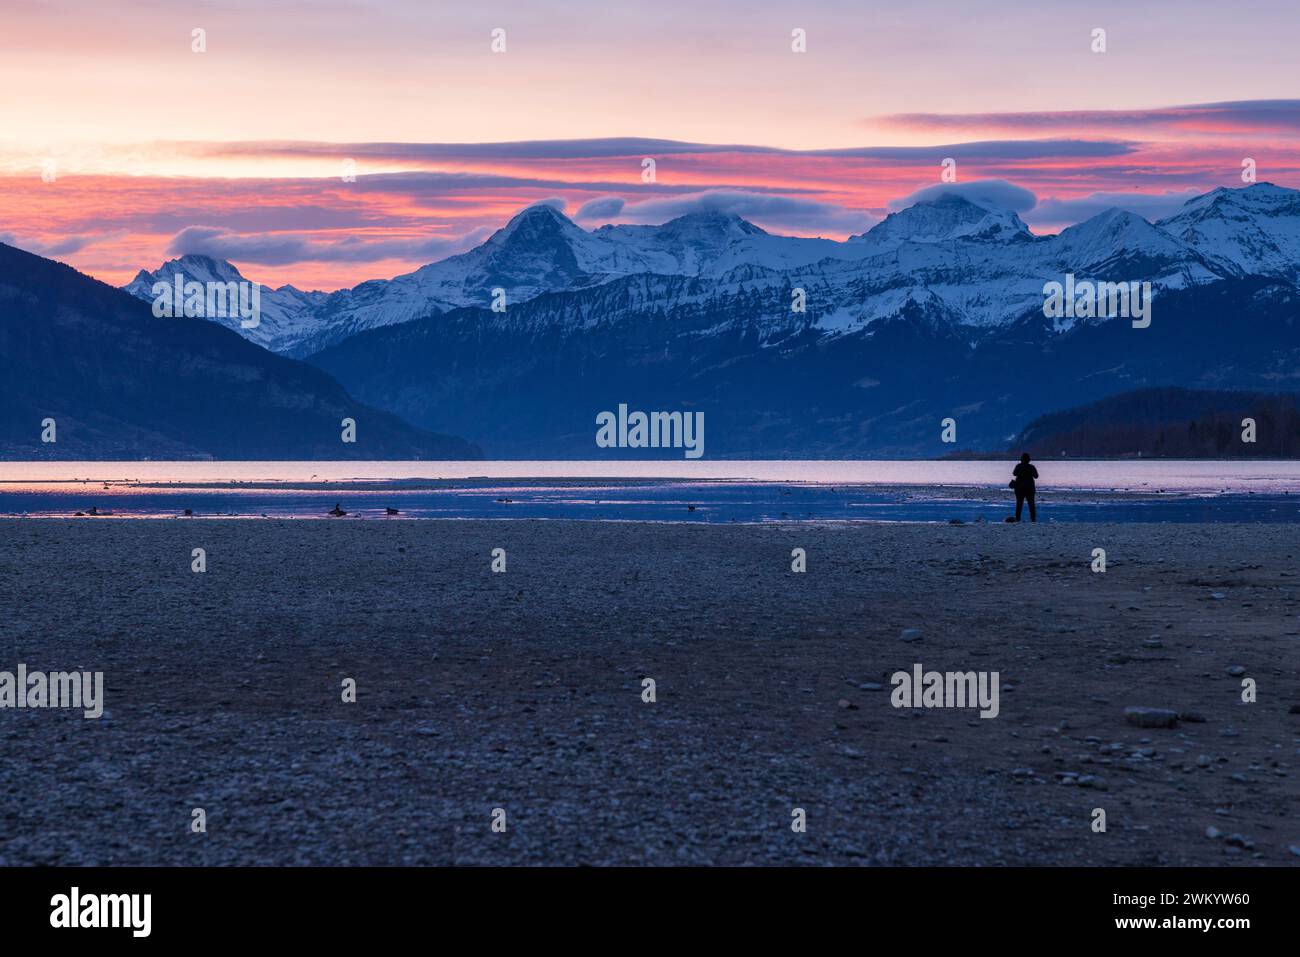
[1012,388,1300,457]
[0,243,481,459]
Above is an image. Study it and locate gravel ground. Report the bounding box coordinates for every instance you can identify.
[0,518,1296,866]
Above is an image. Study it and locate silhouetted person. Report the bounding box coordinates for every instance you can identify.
[1011,453,1038,522]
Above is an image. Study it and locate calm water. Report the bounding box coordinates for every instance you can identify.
[2,460,1299,523]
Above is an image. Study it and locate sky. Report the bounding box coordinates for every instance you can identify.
[1,0,1298,289]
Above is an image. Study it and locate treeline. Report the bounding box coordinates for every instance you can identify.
[1011,388,1300,458]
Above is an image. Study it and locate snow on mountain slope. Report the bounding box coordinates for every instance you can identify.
[125,204,875,354]
[851,193,1033,247]
[594,211,870,275]
[124,184,1296,356]
[123,255,331,355]
[1157,182,1300,282]
[296,204,629,353]
[761,204,1228,335]
[419,200,1221,345]
[1045,208,1228,288]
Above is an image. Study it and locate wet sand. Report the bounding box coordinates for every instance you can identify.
[0,518,1296,865]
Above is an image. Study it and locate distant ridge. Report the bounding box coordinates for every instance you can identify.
[0,242,481,460]
[1013,387,1300,458]
[70,181,1300,457]
[122,183,1300,356]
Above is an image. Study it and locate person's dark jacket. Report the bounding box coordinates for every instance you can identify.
[1012,462,1038,492]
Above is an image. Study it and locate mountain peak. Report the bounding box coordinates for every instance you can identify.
[1239,181,1296,196]
[657,210,767,239]
[487,203,588,251]
[502,202,573,229]
[1164,181,1300,220]
[858,193,1031,245]
[1156,182,1300,282]
[1057,206,1173,247]
[124,254,248,294]
[158,254,247,283]
[1080,207,1148,228]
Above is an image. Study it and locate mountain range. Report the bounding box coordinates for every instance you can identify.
[33,181,1300,457]
[124,206,875,357]
[126,183,1300,356]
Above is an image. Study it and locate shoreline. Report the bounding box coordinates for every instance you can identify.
[3,480,1299,524]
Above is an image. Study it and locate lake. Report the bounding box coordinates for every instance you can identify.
[2,460,1299,522]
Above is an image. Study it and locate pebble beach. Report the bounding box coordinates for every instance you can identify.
[0,518,1296,865]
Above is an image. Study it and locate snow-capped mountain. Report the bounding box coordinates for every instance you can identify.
[309,269,1300,457]
[850,193,1033,246]
[301,203,646,352]
[593,210,869,275]
[300,183,1300,456]
[126,204,874,355]
[567,196,1229,341]
[125,183,1300,357]
[1157,182,1300,282]
[106,182,1300,456]
[124,255,331,355]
